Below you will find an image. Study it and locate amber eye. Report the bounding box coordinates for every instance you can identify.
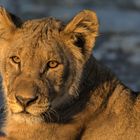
[47,61,59,68]
[10,56,20,64]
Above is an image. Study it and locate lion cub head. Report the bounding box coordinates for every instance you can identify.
[0,7,98,123]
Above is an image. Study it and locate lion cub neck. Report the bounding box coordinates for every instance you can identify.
[5,120,83,140]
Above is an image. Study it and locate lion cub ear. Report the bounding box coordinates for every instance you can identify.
[0,7,22,39]
[63,10,98,57]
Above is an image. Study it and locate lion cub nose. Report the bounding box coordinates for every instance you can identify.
[16,95,38,107]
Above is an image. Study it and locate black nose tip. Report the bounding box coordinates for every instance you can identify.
[16,95,38,107]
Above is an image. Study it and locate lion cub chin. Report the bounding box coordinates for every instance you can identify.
[0,6,140,140]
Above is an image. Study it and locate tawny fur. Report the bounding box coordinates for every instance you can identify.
[0,7,140,140]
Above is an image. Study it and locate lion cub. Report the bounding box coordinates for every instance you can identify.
[0,7,140,140]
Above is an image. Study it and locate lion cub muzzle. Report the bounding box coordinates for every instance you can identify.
[13,79,40,112]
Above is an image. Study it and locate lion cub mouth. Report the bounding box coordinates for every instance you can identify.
[8,101,50,122]
[14,110,32,115]
[10,104,49,116]
[9,106,57,124]
[9,103,49,123]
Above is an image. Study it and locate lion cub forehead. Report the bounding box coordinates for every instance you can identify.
[20,18,63,36]
[12,18,63,50]
[11,17,64,54]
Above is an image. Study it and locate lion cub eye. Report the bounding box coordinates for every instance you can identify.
[10,56,20,64]
[47,61,59,69]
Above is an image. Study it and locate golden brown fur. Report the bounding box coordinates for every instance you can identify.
[0,7,140,140]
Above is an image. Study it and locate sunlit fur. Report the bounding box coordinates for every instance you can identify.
[0,7,140,140]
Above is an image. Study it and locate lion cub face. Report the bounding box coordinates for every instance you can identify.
[0,7,98,123]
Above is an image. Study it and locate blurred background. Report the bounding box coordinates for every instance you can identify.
[0,0,139,91]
